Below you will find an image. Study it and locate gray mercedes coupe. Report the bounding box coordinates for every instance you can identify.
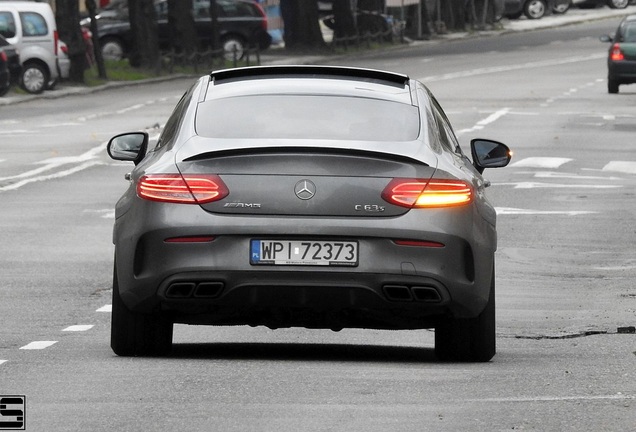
[107,65,511,361]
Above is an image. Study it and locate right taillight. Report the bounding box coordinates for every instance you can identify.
[382,178,473,208]
[137,174,228,204]
[611,43,625,61]
[0,51,7,62]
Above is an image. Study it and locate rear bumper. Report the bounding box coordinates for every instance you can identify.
[114,199,497,328]
[609,59,636,83]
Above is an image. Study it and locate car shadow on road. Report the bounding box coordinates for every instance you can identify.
[168,342,438,363]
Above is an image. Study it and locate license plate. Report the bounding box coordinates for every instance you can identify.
[250,240,358,266]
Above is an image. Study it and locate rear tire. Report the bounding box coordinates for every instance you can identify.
[20,62,48,94]
[552,2,570,14]
[222,36,246,60]
[111,262,173,356]
[524,0,547,19]
[101,37,125,61]
[607,0,629,9]
[435,267,496,362]
[608,79,619,94]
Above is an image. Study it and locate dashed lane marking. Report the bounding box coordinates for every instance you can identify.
[510,157,572,169]
[20,341,58,350]
[62,325,94,332]
[494,182,621,190]
[603,161,636,175]
[496,207,596,216]
[0,360,7,366]
[471,394,635,403]
[456,108,510,136]
[96,305,112,313]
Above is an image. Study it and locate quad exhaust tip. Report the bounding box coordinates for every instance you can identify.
[166,281,224,299]
[383,285,442,303]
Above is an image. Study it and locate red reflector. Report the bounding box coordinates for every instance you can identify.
[611,44,624,61]
[137,174,228,204]
[382,178,473,208]
[165,236,216,243]
[394,240,445,248]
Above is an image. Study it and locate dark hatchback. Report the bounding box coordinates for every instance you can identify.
[0,34,20,95]
[87,0,272,60]
[106,65,512,362]
[600,14,636,93]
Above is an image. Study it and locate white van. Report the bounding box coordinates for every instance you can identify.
[0,1,59,94]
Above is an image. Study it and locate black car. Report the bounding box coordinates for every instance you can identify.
[106,65,511,362]
[0,34,21,88]
[86,0,272,61]
[600,14,636,93]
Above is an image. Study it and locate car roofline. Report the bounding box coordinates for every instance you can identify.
[210,65,410,87]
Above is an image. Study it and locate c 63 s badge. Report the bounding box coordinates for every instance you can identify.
[355,204,385,213]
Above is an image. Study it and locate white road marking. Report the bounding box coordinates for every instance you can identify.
[117,104,146,114]
[419,54,605,82]
[456,108,510,136]
[495,182,621,189]
[532,172,622,181]
[603,161,636,175]
[83,209,115,219]
[0,143,104,183]
[510,157,572,169]
[96,305,112,313]
[0,160,105,192]
[20,341,58,350]
[496,207,596,216]
[62,325,94,332]
[0,360,7,366]
[473,394,635,403]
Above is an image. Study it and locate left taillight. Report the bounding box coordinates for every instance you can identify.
[382,178,473,208]
[137,174,229,204]
[0,51,7,62]
[611,43,625,61]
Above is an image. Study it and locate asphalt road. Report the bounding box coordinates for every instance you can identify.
[1,10,636,432]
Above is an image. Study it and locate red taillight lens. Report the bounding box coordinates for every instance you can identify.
[382,178,473,208]
[0,51,7,62]
[137,174,228,204]
[54,30,59,56]
[254,2,268,31]
[611,43,624,61]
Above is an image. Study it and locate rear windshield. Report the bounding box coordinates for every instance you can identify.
[621,22,636,42]
[196,95,420,141]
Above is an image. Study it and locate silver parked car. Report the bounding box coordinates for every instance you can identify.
[107,66,512,362]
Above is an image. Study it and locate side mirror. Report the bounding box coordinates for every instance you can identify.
[107,132,149,166]
[599,34,614,43]
[470,139,512,174]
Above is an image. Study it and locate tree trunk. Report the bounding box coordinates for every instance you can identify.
[168,0,196,56]
[127,0,160,70]
[86,0,107,79]
[55,0,86,83]
[280,0,324,52]
[332,0,356,39]
[209,0,220,52]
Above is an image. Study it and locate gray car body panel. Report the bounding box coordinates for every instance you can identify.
[112,68,500,330]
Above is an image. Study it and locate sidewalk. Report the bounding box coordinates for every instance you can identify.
[0,5,633,106]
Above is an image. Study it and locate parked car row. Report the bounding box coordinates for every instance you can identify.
[504,0,636,20]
